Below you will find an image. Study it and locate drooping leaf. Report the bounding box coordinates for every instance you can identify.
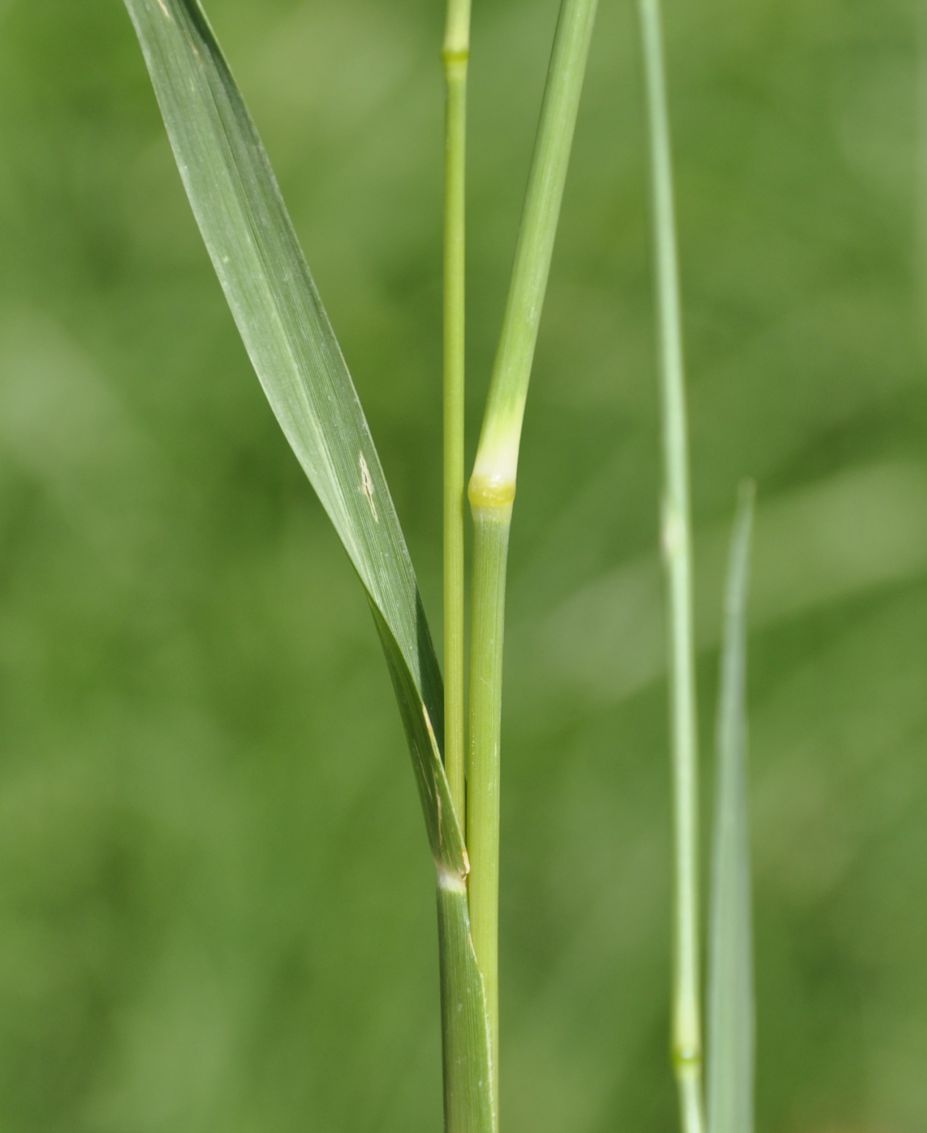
[121,6,493,1125]
[707,483,756,1133]
[122,0,459,872]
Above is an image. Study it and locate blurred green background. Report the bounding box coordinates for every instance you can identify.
[1,0,925,1129]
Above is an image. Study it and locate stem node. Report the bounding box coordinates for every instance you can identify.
[442,47,470,71]
[468,475,517,511]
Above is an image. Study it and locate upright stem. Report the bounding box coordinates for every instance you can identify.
[439,7,489,1133]
[467,0,599,1118]
[466,498,512,1108]
[918,3,927,343]
[638,3,705,1131]
[443,0,470,821]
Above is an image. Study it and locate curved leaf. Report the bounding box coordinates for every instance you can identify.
[123,0,463,875]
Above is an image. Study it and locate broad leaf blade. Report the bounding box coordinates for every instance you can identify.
[708,483,756,1133]
[122,0,462,873]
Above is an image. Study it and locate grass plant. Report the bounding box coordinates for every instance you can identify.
[638,4,757,1131]
[466,1,599,1111]
[441,0,470,825]
[123,1,754,1130]
[637,1,705,1128]
[121,2,494,1126]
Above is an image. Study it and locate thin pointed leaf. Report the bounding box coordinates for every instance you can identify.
[708,483,756,1133]
[122,8,494,1122]
[122,0,461,872]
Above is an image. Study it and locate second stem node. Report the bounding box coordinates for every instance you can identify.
[468,473,517,512]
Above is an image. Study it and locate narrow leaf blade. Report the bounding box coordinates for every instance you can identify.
[708,483,756,1133]
[123,6,495,1118]
[122,0,462,872]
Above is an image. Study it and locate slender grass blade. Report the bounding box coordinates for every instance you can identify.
[707,483,756,1133]
[122,0,462,872]
[123,3,496,1121]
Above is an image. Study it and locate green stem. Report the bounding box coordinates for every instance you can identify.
[918,4,927,342]
[466,0,599,1121]
[638,2,705,1131]
[466,499,512,1111]
[440,6,495,1132]
[443,0,470,823]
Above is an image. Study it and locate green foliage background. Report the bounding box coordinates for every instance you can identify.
[0,0,924,1129]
